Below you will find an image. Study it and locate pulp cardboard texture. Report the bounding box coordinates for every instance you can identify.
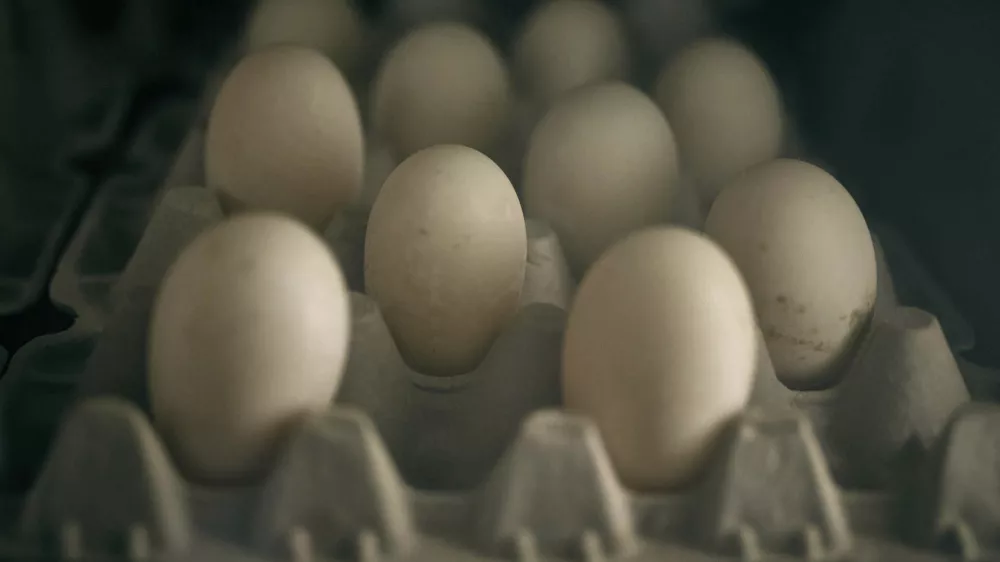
[0,184,996,561]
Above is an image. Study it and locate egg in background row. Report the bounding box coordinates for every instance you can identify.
[243,0,368,73]
[656,38,786,209]
[512,0,631,107]
[523,82,680,278]
[149,213,351,483]
[705,159,877,391]
[371,23,511,162]
[205,46,364,229]
[564,227,758,490]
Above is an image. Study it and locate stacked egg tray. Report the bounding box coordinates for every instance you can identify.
[0,176,995,561]
[0,162,89,317]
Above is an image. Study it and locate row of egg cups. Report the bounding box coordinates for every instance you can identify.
[73,168,972,496]
[9,339,997,560]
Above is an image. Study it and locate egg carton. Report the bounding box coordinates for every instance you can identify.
[48,96,198,330]
[0,163,89,317]
[0,180,994,561]
[0,371,996,561]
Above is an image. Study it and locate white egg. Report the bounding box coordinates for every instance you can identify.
[563,227,757,490]
[365,145,526,377]
[205,46,364,228]
[655,38,783,206]
[149,213,351,482]
[704,159,877,390]
[523,82,680,277]
[244,0,366,72]
[513,0,630,105]
[371,23,511,160]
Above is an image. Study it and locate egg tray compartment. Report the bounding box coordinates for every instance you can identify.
[48,96,199,329]
[0,376,998,562]
[0,164,90,317]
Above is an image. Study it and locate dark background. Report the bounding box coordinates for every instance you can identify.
[2,0,999,365]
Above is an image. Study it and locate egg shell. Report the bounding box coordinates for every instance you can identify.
[655,38,783,205]
[243,0,366,72]
[205,46,364,228]
[563,227,757,490]
[365,145,526,377]
[523,82,680,278]
[148,213,351,482]
[704,159,877,390]
[513,0,630,105]
[371,23,511,160]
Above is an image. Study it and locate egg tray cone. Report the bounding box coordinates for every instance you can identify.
[0,183,996,561]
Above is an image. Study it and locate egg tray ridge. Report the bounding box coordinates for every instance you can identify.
[47,95,201,330]
[0,184,996,561]
[0,164,89,317]
[0,380,997,561]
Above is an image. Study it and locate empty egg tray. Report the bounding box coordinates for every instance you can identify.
[0,183,996,562]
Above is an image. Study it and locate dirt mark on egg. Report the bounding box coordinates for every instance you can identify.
[763,324,830,353]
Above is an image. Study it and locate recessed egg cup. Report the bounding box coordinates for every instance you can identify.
[5,386,998,561]
[337,292,565,490]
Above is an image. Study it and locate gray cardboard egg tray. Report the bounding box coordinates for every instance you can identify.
[0,180,996,562]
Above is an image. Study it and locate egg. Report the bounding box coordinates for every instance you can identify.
[523,82,680,277]
[371,23,511,160]
[205,46,364,228]
[513,0,630,105]
[148,213,351,482]
[243,0,366,72]
[384,0,488,30]
[623,0,713,59]
[563,227,757,490]
[704,159,877,390]
[365,145,526,377]
[655,38,783,206]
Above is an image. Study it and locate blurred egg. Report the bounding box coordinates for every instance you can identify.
[523,82,680,277]
[623,0,712,59]
[365,145,526,377]
[655,38,783,206]
[244,0,366,72]
[384,0,488,30]
[371,23,511,160]
[513,0,630,105]
[563,227,757,490]
[704,159,877,390]
[205,46,364,228]
[149,213,351,482]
